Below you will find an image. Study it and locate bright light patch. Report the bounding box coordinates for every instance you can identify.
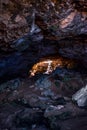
[29,57,75,76]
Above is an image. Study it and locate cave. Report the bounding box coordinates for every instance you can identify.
[0,0,87,130]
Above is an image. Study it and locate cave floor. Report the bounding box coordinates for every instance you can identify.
[0,68,87,130]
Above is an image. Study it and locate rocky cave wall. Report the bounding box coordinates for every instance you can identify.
[0,0,87,47]
[0,0,87,81]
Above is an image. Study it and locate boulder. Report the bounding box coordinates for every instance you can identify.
[72,85,87,107]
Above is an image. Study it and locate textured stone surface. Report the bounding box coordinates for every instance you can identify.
[0,1,87,130]
[72,85,87,107]
[0,67,87,130]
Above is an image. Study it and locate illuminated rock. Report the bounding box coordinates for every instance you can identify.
[30,57,76,76]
